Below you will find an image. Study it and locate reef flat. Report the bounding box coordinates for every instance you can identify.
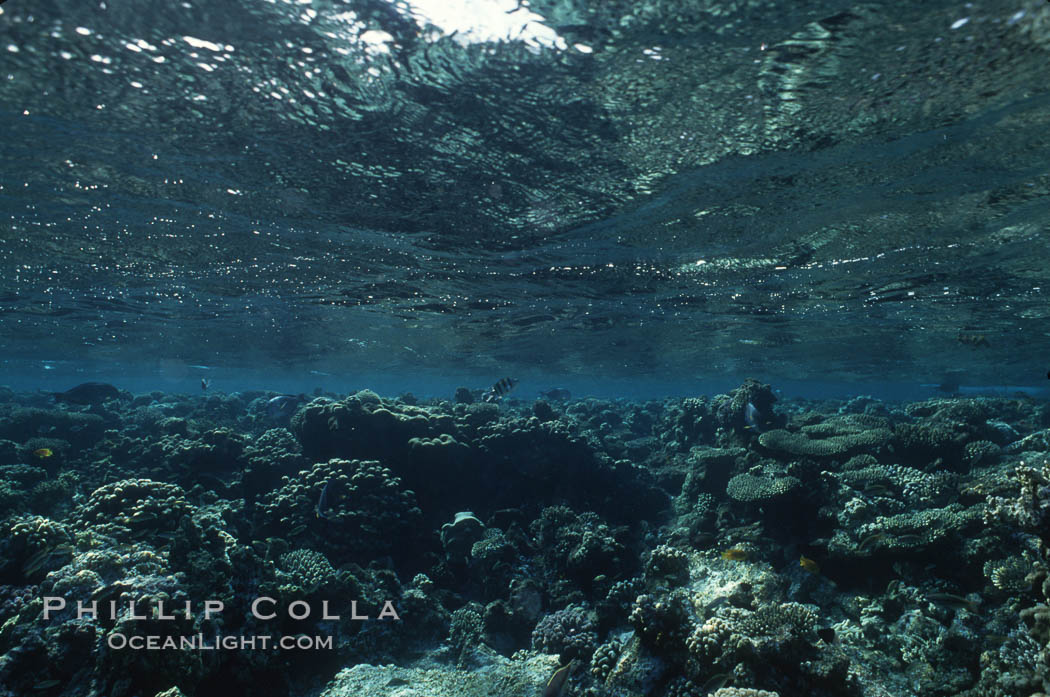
[0,380,1048,697]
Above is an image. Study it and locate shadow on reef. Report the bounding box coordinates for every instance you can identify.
[0,379,1049,697]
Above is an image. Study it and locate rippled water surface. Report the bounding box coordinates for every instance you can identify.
[2,0,1049,392]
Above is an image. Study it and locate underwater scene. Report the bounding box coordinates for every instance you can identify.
[3,0,1050,696]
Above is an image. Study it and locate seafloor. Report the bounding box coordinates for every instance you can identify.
[0,379,1048,697]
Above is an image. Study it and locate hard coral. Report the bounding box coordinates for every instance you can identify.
[71,479,192,541]
[257,458,422,564]
[531,603,599,661]
[759,416,892,458]
[726,470,801,503]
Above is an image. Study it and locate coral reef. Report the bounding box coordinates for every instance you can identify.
[257,458,423,565]
[726,469,802,503]
[70,478,193,542]
[531,603,599,661]
[0,383,1045,697]
[758,414,893,459]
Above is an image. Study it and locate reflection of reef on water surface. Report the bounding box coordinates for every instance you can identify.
[0,380,1049,697]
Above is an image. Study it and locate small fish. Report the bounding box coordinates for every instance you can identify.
[51,382,121,405]
[267,394,306,420]
[721,548,748,561]
[816,627,837,644]
[957,332,989,347]
[32,681,61,691]
[857,532,887,551]
[23,544,74,576]
[201,378,211,392]
[705,596,730,613]
[895,534,922,546]
[799,555,820,574]
[927,592,980,613]
[932,369,967,394]
[484,377,518,403]
[743,402,765,432]
[693,532,717,547]
[700,672,732,694]
[33,448,53,458]
[316,481,330,519]
[538,388,571,401]
[543,661,573,697]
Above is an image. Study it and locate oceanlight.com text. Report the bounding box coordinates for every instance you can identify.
[107,633,334,650]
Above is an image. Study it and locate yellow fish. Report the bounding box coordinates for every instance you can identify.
[721,548,748,561]
[799,555,820,574]
[33,448,53,458]
[543,660,573,697]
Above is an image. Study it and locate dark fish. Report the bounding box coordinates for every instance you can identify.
[51,382,121,404]
[705,596,730,613]
[743,402,765,432]
[543,661,572,697]
[316,481,330,519]
[483,377,518,403]
[201,378,210,392]
[693,532,717,547]
[538,388,571,401]
[23,544,74,576]
[700,672,732,694]
[934,370,965,395]
[957,332,989,347]
[817,627,837,644]
[267,394,305,420]
[927,592,980,613]
[857,532,887,551]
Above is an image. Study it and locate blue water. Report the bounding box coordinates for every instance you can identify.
[2,0,1049,390]
[3,3,1050,696]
